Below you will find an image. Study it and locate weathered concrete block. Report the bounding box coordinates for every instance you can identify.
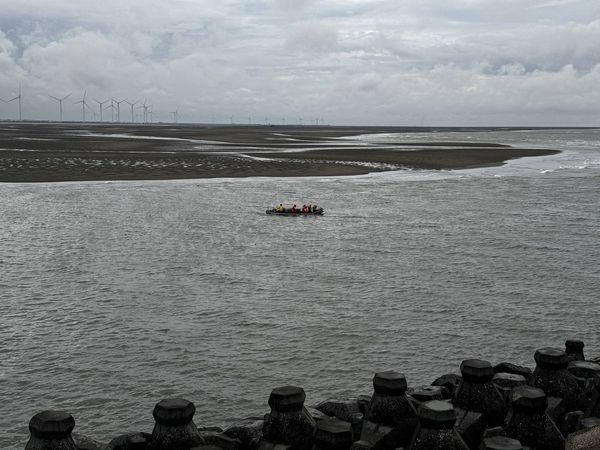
[201,431,242,450]
[260,386,316,450]
[577,416,600,430]
[307,407,328,423]
[565,340,585,362]
[480,436,523,450]
[224,418,264,450]
[25,410,77,450]
[313,417,353,450]
[565,424,600,450]
[407,400,469,450]
[493,373,527,406]
[454,407,485,450]
[531,348,587,413]
[562,411,585,437]
[431,374,462,398]
[348,440,371,450]
[492,364,532,383]
[411,386,445,403]
[72,433,104,450]
[105,432,152,450]
[454,359,507,427]
[357,396,372,415]
[149,398,204,450]
[546,396,566,426]
[360,371,418,449]
[315,399,361,422]
[503,386,564,449]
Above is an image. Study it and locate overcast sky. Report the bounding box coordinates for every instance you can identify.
[0,0,599,126]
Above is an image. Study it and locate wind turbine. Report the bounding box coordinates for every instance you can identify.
[138,99,150,123]
[105,100,116,122]
[5,84,22,120]
[124,99,139,123]
[49,93,71,122]
[93,98,109,122]
[113,98,127,122]
[74,91,89,121]
[171,109,179,124]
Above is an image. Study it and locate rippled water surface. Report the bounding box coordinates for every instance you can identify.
[1,128,599,447]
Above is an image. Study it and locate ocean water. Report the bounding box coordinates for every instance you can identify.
[1,128,599,447]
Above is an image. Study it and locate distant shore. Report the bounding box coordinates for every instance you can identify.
[0,122,559,182]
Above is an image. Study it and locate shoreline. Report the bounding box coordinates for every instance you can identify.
[0,123,559,182]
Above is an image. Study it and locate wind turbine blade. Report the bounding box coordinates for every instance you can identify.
[49,95,60,101]
[62,93,71,101]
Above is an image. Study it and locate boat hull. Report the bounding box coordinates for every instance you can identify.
[266,208,324,216]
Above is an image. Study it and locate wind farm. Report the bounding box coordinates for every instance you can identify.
[0,84,330,127]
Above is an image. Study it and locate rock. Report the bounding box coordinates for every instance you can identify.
[407,400,468,450]
[72,433,105,450]
[453,359,507,428]
[105,432,152,450]
[565,424,600,450]
[26,410,77,450]
[148,398,204,450]
[224,418,264,450]
[531,348,587,413]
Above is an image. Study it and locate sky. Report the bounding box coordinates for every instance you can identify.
[0,0,599,126]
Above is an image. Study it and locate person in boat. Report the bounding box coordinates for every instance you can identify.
[302,204,308,213]
[311,204,317,213]
[291,204,298,213]
[275,203,284,212]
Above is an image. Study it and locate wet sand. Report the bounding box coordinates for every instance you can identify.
[0,122,560,182]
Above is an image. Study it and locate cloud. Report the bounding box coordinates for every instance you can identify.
[0,0,598,125]
[285,24,339,53]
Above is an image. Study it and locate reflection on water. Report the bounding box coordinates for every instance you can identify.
[0,129,599,447]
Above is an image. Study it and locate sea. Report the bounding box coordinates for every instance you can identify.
[1,128,599,447]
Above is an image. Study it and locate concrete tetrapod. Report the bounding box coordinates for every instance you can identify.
[454,359,507,427]
[359,371,418,449]
[259,386,316,450]
[530,348,587,413]
[502,386,564,450]
[25,410,77,450]
[565,339,585,362]
[149,398,204,450]
[313,417,353,450]
[407,400,469,450]
[480,436,523,450]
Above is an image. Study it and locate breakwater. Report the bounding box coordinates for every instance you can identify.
[21,340,600,450]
